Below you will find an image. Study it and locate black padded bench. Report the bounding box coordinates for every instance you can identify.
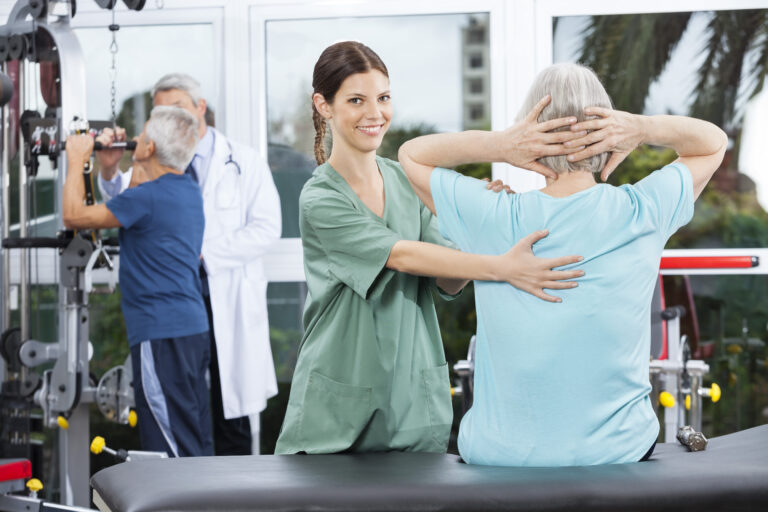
[90,425,768,512]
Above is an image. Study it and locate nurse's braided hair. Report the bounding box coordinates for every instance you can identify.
[311,41,389,165]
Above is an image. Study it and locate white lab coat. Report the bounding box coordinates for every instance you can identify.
[99,128,282,419]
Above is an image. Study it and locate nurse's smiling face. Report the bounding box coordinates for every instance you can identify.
[317,70,392,157]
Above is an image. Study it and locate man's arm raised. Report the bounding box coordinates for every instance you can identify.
[62,135,122,230]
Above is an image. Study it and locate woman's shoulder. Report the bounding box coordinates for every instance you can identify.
[299,165,353,212]
[300,163,334,197]
[377,155,413,188]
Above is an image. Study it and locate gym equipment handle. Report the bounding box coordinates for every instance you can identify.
[61,141,137,151]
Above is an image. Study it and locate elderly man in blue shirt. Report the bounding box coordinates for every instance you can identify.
[64,106,212,457]
[96,74,282,456]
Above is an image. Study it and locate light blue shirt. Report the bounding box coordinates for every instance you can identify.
[430,163,694,467]
[190,127,215,190]
[99,168,125,200]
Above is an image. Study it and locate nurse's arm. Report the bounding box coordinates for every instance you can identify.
[387,232,583,303]
[399,95,582,215]
[62,135,122,230]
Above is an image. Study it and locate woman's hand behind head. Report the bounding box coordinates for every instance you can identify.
[501,95,586,179]
[565,108,645,181]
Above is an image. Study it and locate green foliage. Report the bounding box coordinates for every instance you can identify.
[456,162,492,181]
[434,285,477,365]
[690,10,768,129]
[378,123,437,161]
[270,327,302,382]
[89,287,129,376]
[602,145,677,186]
[580,10,768,129]
[580,12,692,115]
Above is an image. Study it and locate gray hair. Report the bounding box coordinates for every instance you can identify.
[145,106,199,171]
[152,73,203,106]
[517,63,612,175]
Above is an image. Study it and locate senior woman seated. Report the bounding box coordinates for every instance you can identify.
[398,63,727,467]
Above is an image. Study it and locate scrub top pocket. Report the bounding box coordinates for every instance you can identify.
[421,362,453,452]
[299,370,372,453]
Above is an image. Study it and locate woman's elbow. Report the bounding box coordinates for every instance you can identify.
[716,127,728,154]
[386,242,411,273]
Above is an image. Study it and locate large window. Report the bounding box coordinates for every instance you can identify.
[659,273,768,435]
[553,10,768,250]
[265,13,491,238]
[260,11,493,451]
[75,23,220,135]
[262,11,491,374]
[552,7,768,434]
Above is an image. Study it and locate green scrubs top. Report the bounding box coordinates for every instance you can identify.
[275,156,457,454]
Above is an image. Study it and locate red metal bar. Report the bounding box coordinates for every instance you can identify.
[660,256,759,269]
[0,459,31,482]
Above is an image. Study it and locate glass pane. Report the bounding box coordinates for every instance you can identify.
[554,11,768,435]
[265,13,492,238]
[659,275,768,434]
[553,10,768,250]
[267,281,306,383]
[262,13,491,452]
[74,24,219,134]
[70,25,219,459]
[261,281,306,454]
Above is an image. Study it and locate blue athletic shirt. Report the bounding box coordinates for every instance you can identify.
[430,163,694,466]
[106,172,208,346]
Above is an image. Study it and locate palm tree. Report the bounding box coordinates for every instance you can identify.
[579,9,768,130]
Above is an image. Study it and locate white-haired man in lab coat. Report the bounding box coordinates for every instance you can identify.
[96,73,281,455]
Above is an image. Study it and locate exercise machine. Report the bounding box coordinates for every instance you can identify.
[0,1,149,509]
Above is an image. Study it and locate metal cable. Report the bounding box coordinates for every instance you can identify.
[109,8,119,122]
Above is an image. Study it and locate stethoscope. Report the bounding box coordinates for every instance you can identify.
[224,140,242,176]
[213,139,242,209]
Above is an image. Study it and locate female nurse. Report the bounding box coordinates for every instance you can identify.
[275,41,586,454]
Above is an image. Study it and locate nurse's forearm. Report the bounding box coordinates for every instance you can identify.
[388,233,585,303]
[387,240,501,281]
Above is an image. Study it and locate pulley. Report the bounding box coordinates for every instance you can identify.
[0,36,9,62]
[8,33,27,60]
[123,0,146,10]
[95,0,146,11]
[95,356,134,424]
[28,0,47,19]
[0,328,23,373]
